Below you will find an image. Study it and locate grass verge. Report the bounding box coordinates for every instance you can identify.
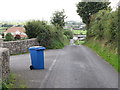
[11,52,29,56]
[2,73,27,89]
[84,40,119,72]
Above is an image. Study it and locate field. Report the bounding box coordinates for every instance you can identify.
[73,30,87,35]
[0,27,7,34]
[74,40,85,45]
[0,27,7,29]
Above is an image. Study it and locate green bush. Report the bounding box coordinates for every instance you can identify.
[4,33,14,41]
[36,24,65,49]
[86,8,119,71]
[48,26,66,49]
[1,73,27,89]
[88,9,118,47]
[25,20,69,49]
[50,39,64,49]
[36,25,53,48]
[24,20,47,38]
[64,30,73,39]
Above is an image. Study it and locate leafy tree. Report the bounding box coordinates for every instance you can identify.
[88,9,118,45]
[4,33,14,41]
[24,20,47,38]
[25,20,69,49]
[36,25,52,48]
[76,1,110,28]
[51,9,67,29]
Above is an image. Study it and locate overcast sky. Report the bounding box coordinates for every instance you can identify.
[0,0,119,22]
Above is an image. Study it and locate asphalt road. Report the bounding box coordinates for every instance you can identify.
[10,45,118,88]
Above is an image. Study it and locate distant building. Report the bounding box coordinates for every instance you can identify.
[4,27,27,38]
[64,20,86,30]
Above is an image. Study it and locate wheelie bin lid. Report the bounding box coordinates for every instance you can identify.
[29,46,46,50]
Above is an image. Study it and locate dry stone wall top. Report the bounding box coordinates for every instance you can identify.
[2,38,39,55]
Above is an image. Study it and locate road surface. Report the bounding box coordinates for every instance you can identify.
[10,45,118,88]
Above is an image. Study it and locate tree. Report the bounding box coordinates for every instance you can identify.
[4,33,14,41]
[24,20,67,49]
[51,9,67,29]
[24,20,47,38]
[36,25,53,48]
[76,1,110,29]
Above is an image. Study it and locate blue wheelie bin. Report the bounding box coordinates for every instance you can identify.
[29,46,46,70]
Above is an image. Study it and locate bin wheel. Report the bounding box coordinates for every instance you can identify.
[30,65,33,70]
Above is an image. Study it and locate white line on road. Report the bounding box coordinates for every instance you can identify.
[39,49,62,88]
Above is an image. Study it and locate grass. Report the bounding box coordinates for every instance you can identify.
[0,27,8,30]
[0,30,6,32]
[73,30,87,35]
[84,40,119,72]
[2,73,27,89]
[74,40,85,45]
[0,27,7,34]
[11,52,29,56]
[0,29,6,34]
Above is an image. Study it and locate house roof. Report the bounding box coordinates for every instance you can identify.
[5,27,27,38]
[5,27,25,33]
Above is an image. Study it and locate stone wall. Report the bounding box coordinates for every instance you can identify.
[0,48,10,82]
[0,38,3,47]
[1,38,39,55]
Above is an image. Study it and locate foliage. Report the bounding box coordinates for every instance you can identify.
[64,30,73,39]
[25,20,70,49]
[36,24,53,48]
[118,7,120,72]
[2,73,16,89]
[88,9,118,47]
[76,2,110,28]
[37,24,69,49]
[84,7,119,71]
[4,33,14,41]
[15,34,21,40]
[24,20,47,38]
[51,9,67,28]
[2,73,27,89]
[44,25,68,49]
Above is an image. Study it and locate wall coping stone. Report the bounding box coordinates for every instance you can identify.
[2,38,37,43]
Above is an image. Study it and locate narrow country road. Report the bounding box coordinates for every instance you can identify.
[10,45,118,88]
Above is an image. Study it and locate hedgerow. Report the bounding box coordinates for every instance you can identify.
[24,20,69,49]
